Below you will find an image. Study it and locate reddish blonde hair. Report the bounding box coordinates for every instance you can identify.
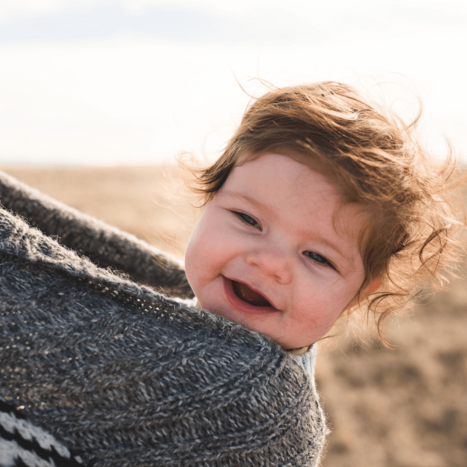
[186,81,465,343]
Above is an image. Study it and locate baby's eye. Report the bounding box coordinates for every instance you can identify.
[234,212,261,229]
[304,251,334,268]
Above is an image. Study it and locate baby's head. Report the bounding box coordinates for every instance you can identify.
[184,82,464,350]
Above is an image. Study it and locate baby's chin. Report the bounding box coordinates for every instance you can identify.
[199,301,310,350]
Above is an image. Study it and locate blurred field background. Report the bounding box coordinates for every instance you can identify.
[2,165,466,467]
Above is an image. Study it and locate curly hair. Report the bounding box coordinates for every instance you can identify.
[185,81,466,344]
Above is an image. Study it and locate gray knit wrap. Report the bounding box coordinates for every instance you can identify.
[0,171,326,467]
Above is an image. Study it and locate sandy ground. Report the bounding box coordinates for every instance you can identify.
[2,166,466,467]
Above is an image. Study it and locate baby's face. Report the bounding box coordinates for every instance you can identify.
[185,153,366,349]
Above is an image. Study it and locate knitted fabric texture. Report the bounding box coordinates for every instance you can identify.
[0,399,86,467]
[0,171,326,467]
[0,170,192,298]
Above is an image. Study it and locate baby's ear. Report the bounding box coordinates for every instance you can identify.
[346,280,382,310]
[365,280,382,296]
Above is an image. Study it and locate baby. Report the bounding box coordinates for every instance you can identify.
[183,81,464,355]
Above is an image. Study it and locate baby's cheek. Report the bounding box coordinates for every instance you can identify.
[184,229,209,290]
[184,245,198,292]
[295,291,344,336]
[185,227,223,287]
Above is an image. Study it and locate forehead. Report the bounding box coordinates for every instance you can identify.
[227,153,339,208]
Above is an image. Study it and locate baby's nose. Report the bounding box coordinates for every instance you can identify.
[245,248,292,285]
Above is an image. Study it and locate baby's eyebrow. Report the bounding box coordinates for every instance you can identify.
[218,191,265,208]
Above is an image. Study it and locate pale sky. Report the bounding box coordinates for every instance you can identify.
[0,0,466,166]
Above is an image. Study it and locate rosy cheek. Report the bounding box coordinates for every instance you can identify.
[185,226,225,288]
[185,225,209,288]
[184,247,198,292]
[294,294,341,337]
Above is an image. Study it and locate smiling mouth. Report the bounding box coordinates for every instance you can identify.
[232,280,272,307]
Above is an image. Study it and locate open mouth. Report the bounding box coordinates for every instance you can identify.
[222,276,279,316]
[231,280,272,307]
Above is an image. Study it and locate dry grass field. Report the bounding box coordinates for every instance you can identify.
[2,166,467,467]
